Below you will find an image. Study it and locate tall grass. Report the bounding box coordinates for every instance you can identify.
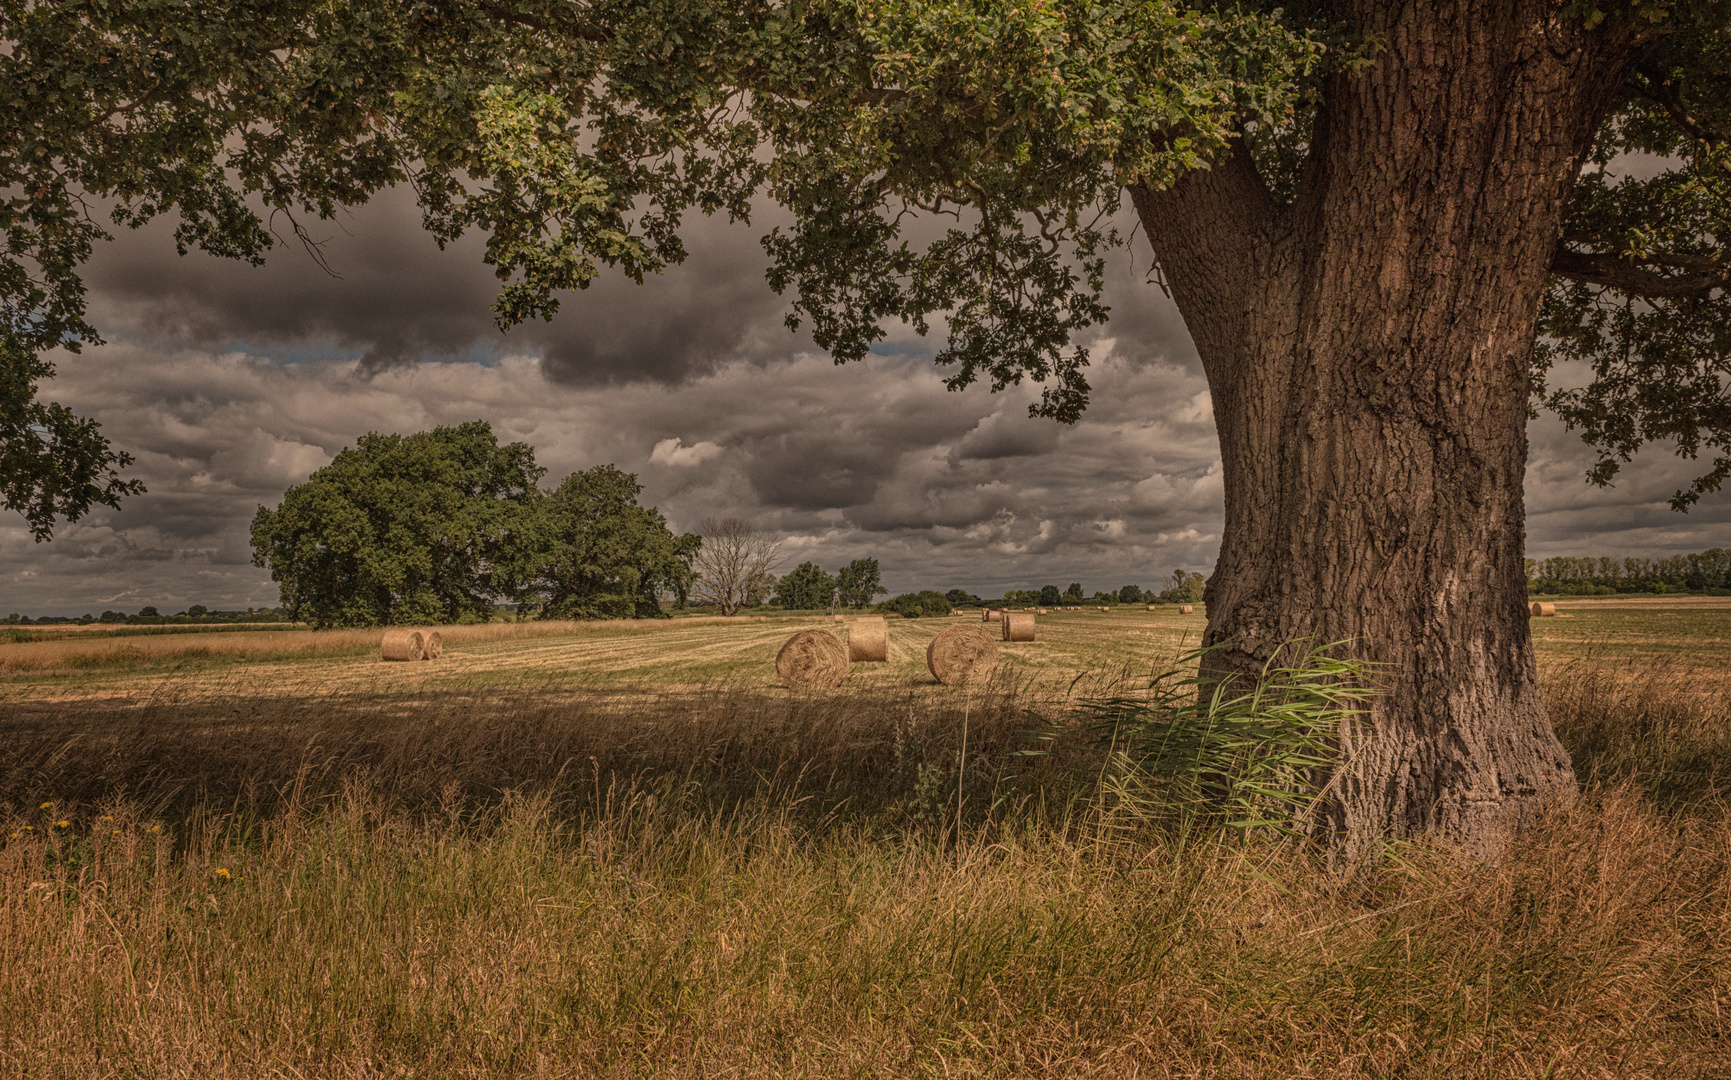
[1,657,1727,1077]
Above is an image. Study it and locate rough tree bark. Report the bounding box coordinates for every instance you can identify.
[1131,3,1652,858]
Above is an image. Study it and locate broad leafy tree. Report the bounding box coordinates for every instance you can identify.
[11,0,1731,851]
[773,561,837,610]
[835,557,889,608]
[1159,570,1207,605]
[250,422,542,628]
[1039,584,1063,606]
[528,464,699,619]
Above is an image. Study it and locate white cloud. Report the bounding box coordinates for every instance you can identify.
[649,437,726,467]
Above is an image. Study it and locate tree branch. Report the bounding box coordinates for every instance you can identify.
[1552,246,1731,299]
[1629,66,1729,145]
[1128,138,1275,339]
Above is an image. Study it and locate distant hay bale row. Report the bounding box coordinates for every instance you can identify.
[1179,605,1195,615]
[927,625,999,685]
[380,627,443,662]
[983,609,1002,623]
[777,621,1005,688]
[1531,602,1558,617]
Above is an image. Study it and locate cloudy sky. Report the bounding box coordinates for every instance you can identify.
[4,188,1727,616]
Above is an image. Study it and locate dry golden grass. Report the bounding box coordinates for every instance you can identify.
[0,616,746,677]
[2,644,1728,1077]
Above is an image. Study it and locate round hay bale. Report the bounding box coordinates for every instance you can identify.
[983,609,1003,623]
[927,625,1000,686]
[1179,605,1195,615]
[421,630,443,661]
[1037,608,1048,615]
[1147,604,1157,611]
[380,628,425,662]
[950,609,967,616]
[833,614,845,623]
[1531,602,1557,617]
[848,616,889,662]
[1001,612,1036,642]
[776,629,850,689]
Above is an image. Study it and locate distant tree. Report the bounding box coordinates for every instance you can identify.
[1158,570,1207,605]
[943,589,980,607]
[137,606,159,617]
[1118,585,1143,604]
[186,604,208,617]
[773,562,837,610]
[528,465,699,620]
[835,558,889,608]
[690,518,783,616]
[250,421,544,628]
[1064,583,1084,603]
[1039,585,1062,606]
[98,610,125,623]
[878,591,952,618]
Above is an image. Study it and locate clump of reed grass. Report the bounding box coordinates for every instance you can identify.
[1075,641,1375,835]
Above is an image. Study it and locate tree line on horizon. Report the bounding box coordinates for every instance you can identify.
[1526,550,1731,596]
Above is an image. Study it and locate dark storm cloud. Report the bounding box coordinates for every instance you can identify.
[86,187,808,386]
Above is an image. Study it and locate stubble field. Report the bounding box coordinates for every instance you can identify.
[2,600,1729,1078]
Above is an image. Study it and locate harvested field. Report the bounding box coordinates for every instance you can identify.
[2,599,1728,1077]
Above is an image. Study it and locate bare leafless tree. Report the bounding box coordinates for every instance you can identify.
[690,518,783,616]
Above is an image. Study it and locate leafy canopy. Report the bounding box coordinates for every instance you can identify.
[0,330,141,540]
[4,0,1731,535]
[835,557,888,607]
[250,422,696,627]
[250,421,545,628]
[773,561,837,610]
[528,465,700,619]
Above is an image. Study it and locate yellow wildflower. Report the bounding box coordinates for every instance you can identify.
[38,802,51,810]
[111,830,121,836]
[214,868,231,880]
[55,820,69,829]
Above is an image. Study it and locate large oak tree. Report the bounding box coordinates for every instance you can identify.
[5,0,1729,852]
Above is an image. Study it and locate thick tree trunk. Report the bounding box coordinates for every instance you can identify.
[1132,4,1648,859]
